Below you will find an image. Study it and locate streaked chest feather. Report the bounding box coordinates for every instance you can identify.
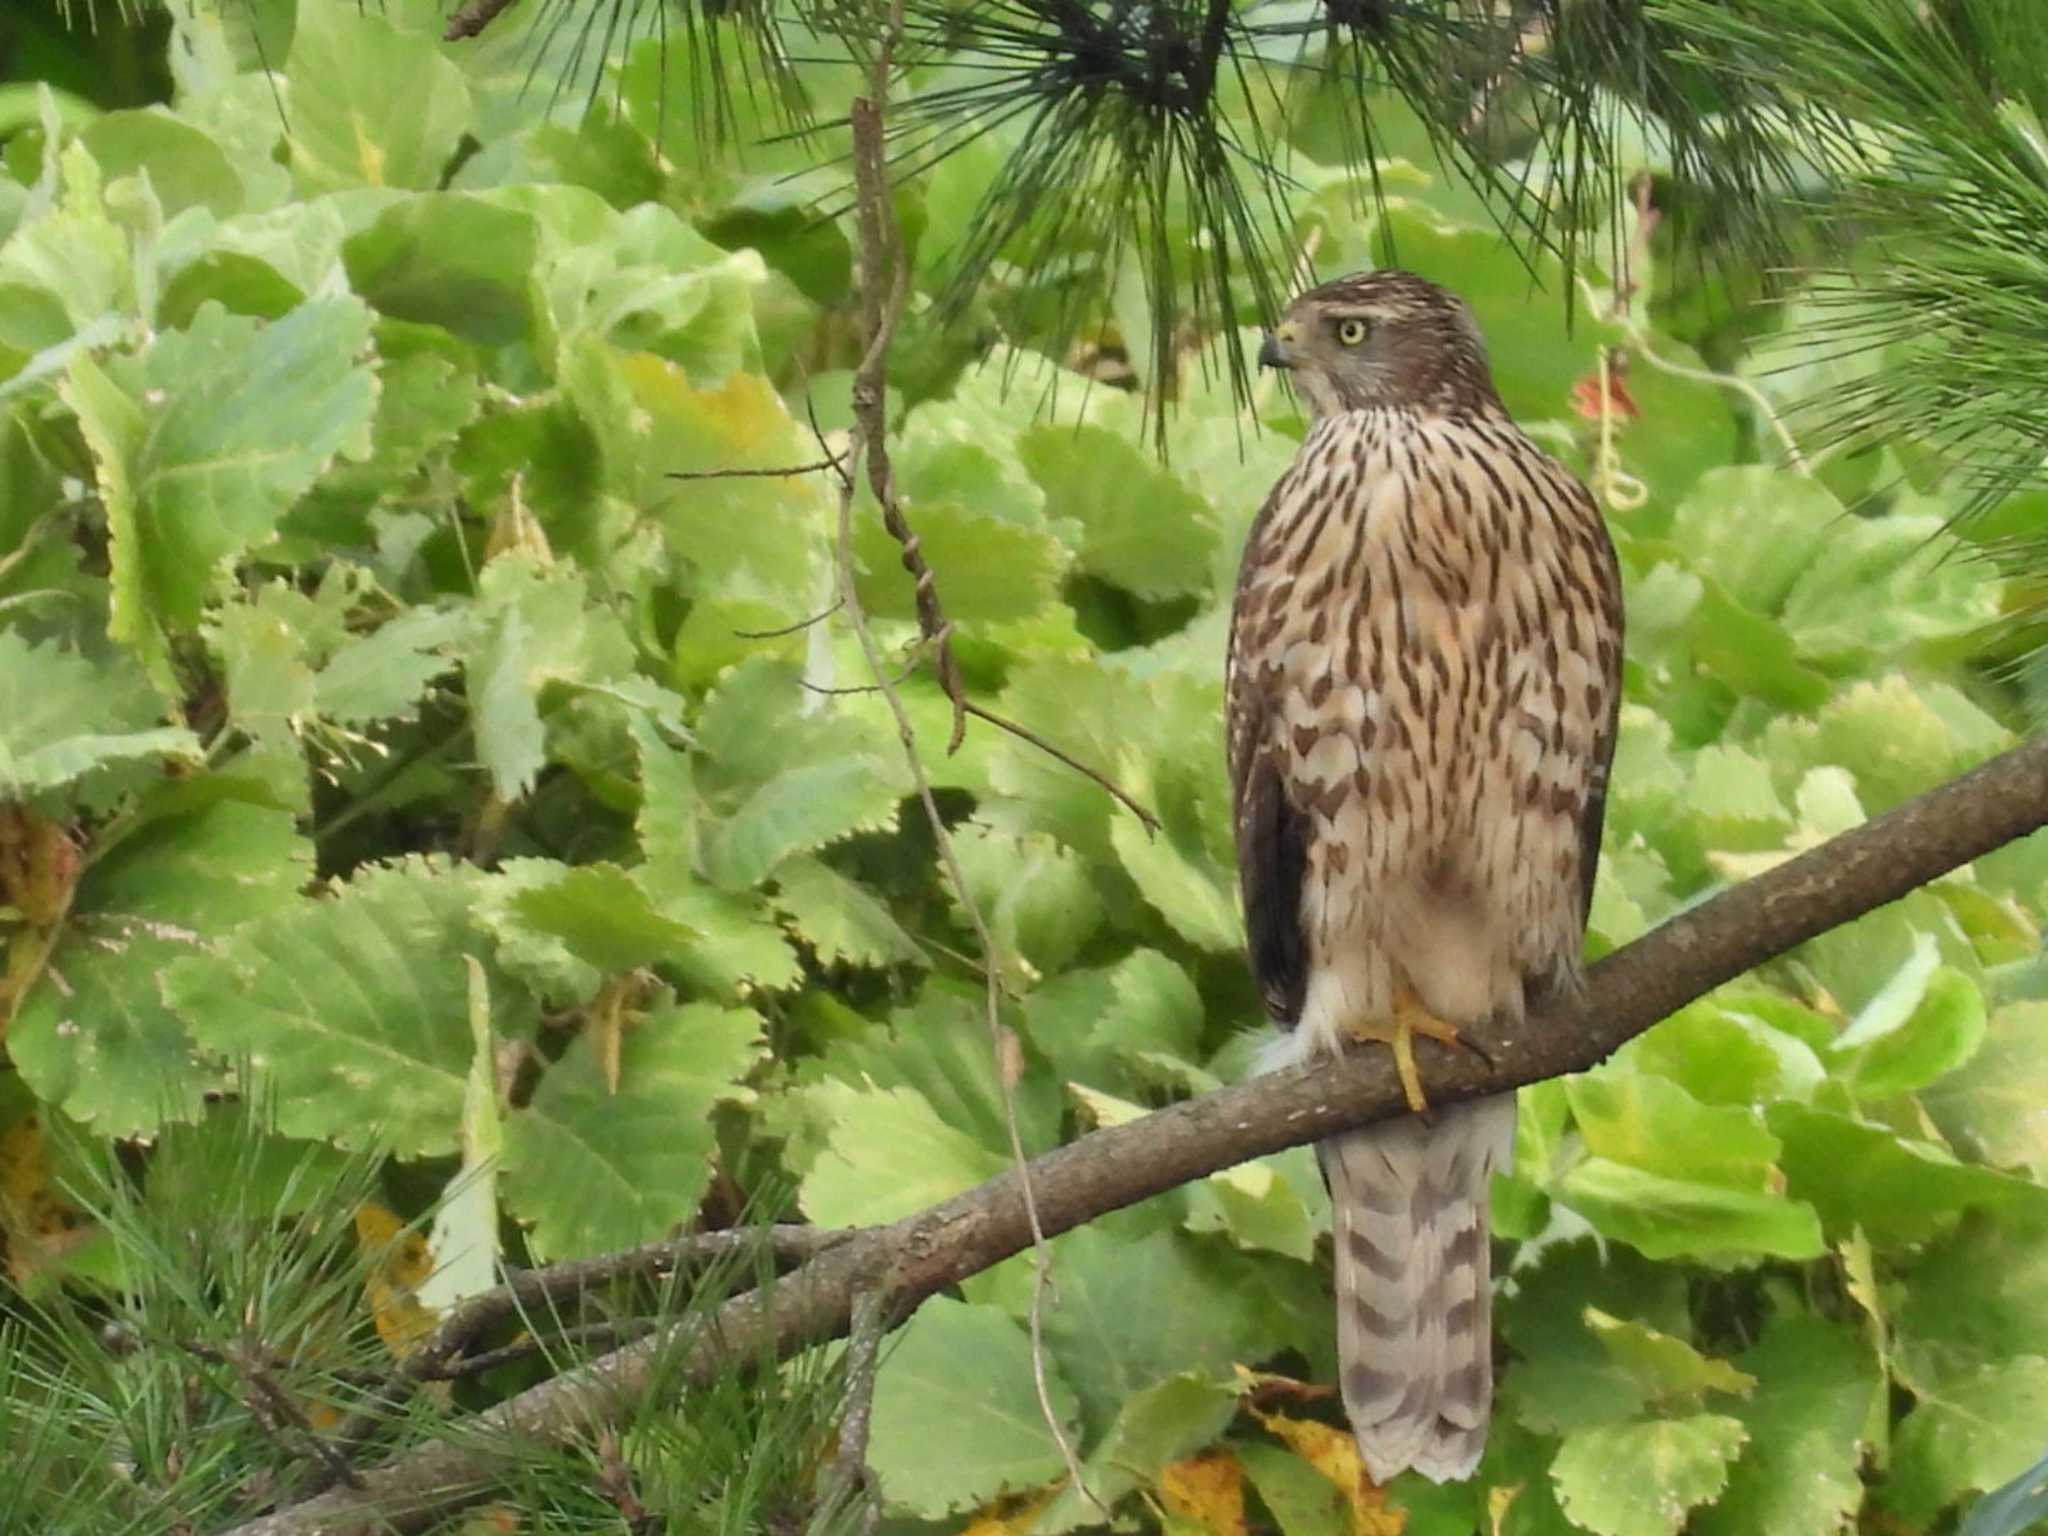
[1229,408,1617,888]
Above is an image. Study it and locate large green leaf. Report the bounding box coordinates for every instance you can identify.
[1695,1315,1880,1536]
[1551,1415,1746,1536]
[284,0,472,193]
[1888,1358,2048,1528]
[165,859,535,1156]
[11,800,311,1133]
[866,1296,1082,1516]
[0,632,198,798]
[500,1002,763,1259]
[65,297,377,671]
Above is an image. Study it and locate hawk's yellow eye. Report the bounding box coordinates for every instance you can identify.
[1336,318,1369,345]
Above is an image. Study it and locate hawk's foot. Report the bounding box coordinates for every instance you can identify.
[1345,992,1490,1118]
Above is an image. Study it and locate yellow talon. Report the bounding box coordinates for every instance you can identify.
[1346,986,1480,1118]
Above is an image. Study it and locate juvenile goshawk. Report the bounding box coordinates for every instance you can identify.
[1227,269,1623,1483]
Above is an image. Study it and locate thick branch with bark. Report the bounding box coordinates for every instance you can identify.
[226,731,2048,1535]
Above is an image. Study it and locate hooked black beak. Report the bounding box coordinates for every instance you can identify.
[1258,331,1292,370]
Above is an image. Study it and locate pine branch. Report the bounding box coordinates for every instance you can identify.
[221,731,2048,1536]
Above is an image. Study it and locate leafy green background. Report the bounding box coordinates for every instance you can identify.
[2,3,2046,1534]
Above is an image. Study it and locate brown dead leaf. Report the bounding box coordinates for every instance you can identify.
[1160,1451,1247,1536]
[0,1114,92,1289]
[954,1490,1054,1536]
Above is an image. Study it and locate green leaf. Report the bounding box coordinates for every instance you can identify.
[313,604,461,725]
[852,496,1065,626]
[769,855,924,969]
[11,801,311,1133]
[165,858,536,1157]
[702,755,907,892]
[797,1080,1007,1228]
[949,823,1104,985]
[1033,1216,1296,1441]
[1019,423,1219,601]
[1893,1213,2048,1395]
[1037,1373,1244,1533]
[1689,744,1794,851]
[459,552,637,799]
[866,1296,1081,1516]
[1565,1071,1780,1191]
[0,632,199,797]
[1770,1103,2048,1247]
[1583,1310,1756,1404]
[285,0,472,193]
[1665,467,1840,618]
[1237,1441,1348,1536]
[342,195,538,346]
[80,108,244,221]
[1551,1415,1746,1536]
[500,1001,762,1259]
[67,297,378,656]
[1695,1315,1880,1536]
[1499,1238,1690,1436]
[1835,966,1987,1101]
[1888,1358,2048,1528]
[508,862,699,976]
[1924,1001,2048,1177]
[1555,1156,1824,1262]
[1112,811,1242,952]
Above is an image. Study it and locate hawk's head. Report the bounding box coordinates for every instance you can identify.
[1258,269,1502,421]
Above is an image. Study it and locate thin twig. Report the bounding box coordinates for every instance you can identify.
[838,28,1100,1515]
[443,0,520,42]
[667,454,848,482]
[735,600,845,640]
[220,731,2048,1536]
[421,1320,656,1382]
[190,1342,367,1493]
[963,700,1159,835]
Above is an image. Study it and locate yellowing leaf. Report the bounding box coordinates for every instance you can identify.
[355,1201,438,1359]
[1160,1451,1249,1536]
[1248,1407,1404,1536]
[0,1115,89,1289]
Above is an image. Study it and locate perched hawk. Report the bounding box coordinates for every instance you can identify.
[1227,270,1623,1483]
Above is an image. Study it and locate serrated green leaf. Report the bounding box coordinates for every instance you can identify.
[314,604,461,724]
[1237,1441,1348,1536]
[1836,966,1987,1100]
[1694,1315,1879,1536]
[701,755,907,892]
[507,864,695,978]
[1888,1358,2048,1528]
[165,859,535,1156]
[1500,1239,1691,1437]
[1551,1415,1746,1536]
[341,195,537,345]
[500,1001,762,1259]
[0,632,199,797]
[1112,812,1240,952]
[1019,423,1219,601]
[866,1296,1081,1517]
[770,855,923,969]
[950,822,1104,985]
[11,801,310,1133]
[1893,1213,2048,1395]
[797,1080,1006,1228]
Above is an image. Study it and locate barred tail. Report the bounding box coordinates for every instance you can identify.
[1321,1093,1513,1484]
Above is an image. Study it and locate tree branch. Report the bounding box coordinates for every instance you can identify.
[223,732,2048,1536]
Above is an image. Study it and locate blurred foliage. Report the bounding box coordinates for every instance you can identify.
[2,2,2047,1534]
